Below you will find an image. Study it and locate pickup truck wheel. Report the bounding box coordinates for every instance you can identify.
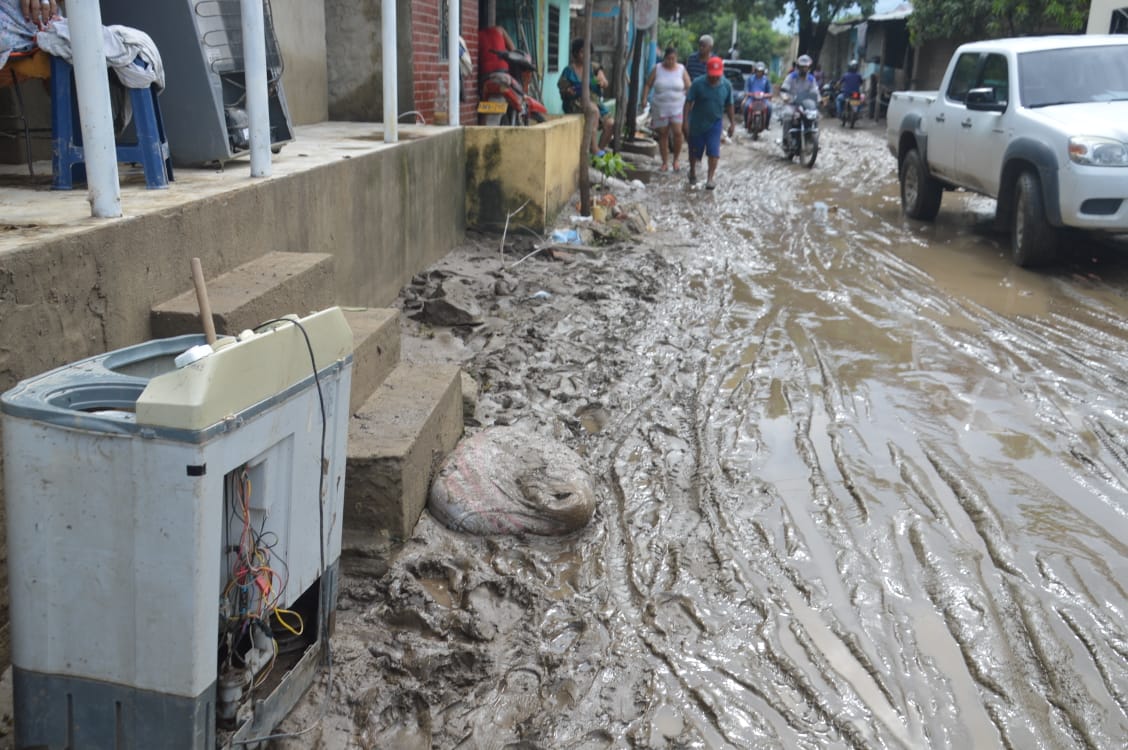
[900,148,942,220]
[1012,170,1059,267]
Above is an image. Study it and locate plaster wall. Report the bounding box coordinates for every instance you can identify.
[0,128,466,665]
[540,0,570,115]
[272,0,331,124]
[464,114,581,231]
[911,38,962,91]
[325,0,416,120]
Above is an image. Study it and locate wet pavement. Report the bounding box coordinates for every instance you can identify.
[282,118,1128,749]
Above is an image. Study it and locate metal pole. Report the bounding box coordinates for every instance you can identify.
[447,0,460,126]
[241,0,271,177]
[67,0,121,218]
[382,0,399,142]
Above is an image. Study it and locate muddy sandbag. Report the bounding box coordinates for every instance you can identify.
[429,427,596,535]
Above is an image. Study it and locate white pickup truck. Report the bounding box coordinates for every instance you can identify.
[886,35,1128,266]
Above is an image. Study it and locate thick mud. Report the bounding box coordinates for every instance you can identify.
[281,121,1128,749]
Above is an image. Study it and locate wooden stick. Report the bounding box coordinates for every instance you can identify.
[190,257,218,346]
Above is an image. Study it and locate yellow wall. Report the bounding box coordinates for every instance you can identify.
[464,115,584,231]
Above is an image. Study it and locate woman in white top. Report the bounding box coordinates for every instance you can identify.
[641,45,692,172]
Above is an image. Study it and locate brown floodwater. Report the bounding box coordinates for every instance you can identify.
[278,121,1128,750]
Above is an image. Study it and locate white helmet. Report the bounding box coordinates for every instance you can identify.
[797,54,812,68]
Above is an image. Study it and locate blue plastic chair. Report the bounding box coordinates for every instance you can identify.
[51,55,173,190]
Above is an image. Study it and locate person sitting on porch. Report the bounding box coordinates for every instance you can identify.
[559,37,614,155]
[1,0,59,67]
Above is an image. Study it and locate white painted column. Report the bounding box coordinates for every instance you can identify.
[68,0,121,217]
[382,0,399,142]
[241,0,272,176]
[447,0,460,126]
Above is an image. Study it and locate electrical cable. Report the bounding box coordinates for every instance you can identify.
[233,317,334,746]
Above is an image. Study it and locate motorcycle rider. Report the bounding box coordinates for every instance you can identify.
[743,61,772,130]
[780,54,818,147]
[836,59,865,118]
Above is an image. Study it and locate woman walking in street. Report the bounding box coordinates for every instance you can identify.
[640,45,691,172]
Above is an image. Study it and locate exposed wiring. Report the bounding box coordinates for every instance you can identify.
[232,317,334,746]
[273,608,304,637]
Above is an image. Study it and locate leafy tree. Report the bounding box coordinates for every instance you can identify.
[907,0,1088,42]
[789,0,875,62]
[657,11,789,62]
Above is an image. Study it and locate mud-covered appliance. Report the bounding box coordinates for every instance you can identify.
[1,308,352,749]
[97,0,293,164]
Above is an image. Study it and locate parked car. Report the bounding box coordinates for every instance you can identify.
[886,35,1128,267]
[722,60,754,92]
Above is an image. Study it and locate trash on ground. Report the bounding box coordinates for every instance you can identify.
[428,427,597,536]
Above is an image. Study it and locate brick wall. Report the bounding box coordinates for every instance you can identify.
[411,0,479,124]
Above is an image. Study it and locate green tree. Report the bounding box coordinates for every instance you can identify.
[908,0,1088,42]
[789,0,875,62]
[657,9,789,62]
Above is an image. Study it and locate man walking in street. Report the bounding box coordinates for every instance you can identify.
[683,56,736,190]
[686,34,713,80]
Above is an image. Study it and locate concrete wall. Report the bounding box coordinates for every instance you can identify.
[465,114,582,231]
[273,0,331,124]
[325,0,416,120]
[911,38,962,90]
[0,129,466,665]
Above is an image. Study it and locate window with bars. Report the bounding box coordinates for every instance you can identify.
[547,5,560,73]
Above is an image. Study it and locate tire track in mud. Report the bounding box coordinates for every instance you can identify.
[592,124,1128,748]
[295,125,1128,749]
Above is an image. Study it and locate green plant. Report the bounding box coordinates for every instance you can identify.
[591,151,628,183]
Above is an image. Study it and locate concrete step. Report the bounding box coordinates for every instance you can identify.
[344,362,463,545]
[150,251,335,338]
[341,307,400,412]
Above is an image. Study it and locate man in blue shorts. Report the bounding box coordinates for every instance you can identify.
[682,56,736,190]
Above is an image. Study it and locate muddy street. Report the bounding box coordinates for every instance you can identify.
[288,121,1128,749]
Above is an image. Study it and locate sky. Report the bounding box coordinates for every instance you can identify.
[772,0,908,33]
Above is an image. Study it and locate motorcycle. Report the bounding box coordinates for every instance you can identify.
[819,82,836,117]
[478,49,548,126]
[744,91,770,140]
[840,90,865,128]
[781,90,819,168]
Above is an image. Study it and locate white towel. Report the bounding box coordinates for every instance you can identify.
[36,17,164,90]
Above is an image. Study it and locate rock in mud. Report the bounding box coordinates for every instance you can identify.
[410,279,483,326]
[428,427,596,535]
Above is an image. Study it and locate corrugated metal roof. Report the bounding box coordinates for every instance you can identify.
[869,3,913,22]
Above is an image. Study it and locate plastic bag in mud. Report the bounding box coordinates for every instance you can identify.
[429,427,596,535]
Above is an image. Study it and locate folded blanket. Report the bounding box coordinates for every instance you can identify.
[36,17,164,90]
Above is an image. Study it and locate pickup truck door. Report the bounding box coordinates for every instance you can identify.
[955,53,1010,195]
[927,52,981,182]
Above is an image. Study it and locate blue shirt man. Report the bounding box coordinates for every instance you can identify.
[685,34,713,81]
[743,65,773,126]
[682,56,735,190]
[836,63,865,117]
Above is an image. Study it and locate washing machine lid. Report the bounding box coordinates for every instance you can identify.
[135,306,353,431]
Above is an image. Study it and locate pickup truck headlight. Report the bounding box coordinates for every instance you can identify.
[1068,136,1128,166]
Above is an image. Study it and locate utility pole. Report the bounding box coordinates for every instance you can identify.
[578,0,594,216]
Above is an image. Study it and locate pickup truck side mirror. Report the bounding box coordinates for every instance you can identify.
[966,87,1007,112]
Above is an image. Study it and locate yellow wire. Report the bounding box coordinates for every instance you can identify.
[273,608,304,636]
[253,638,279,689]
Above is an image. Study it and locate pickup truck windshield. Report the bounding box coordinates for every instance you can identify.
[1019,44,1128,107]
